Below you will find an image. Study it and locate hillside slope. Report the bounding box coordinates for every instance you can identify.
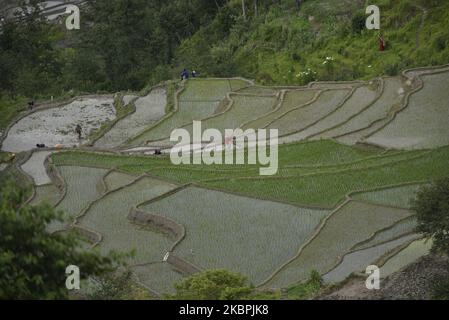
[177,0,449,85]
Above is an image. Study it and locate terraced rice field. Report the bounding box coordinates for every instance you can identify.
[180,79,239,102]
[182,94,278,137]
[30,184,61,207]
[141,186,329,284]
[268,89,350,138]
[132,262,184,295]
[94,88,167,148]
[21,151,53,186]
[351,184,425,209]
[380,238,433,278]
[103,170,138,192]
[77,176,178,264]
[130,100,221,144]
[263,201,414,288]
[366,72,449,149]
[353,216,418,251]
[323,233,420,283]
[290,84,380,141]
[49,166,109,233]
[5,68,449,294]
[242,89,318,130]
[202,147,449,207]
[1,97,115,152]
[323,77,404,142]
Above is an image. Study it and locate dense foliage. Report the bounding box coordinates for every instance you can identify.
[0,181,120,299]
[1,0,449,105]
[414,178,449,256]
[167,269,253,300]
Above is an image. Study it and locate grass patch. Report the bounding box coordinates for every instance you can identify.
[0,97,27,130]
[286,271,323,300]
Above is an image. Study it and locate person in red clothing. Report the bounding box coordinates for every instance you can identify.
[379,35,386,51]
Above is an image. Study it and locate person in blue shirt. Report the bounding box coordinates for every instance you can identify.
[192,70,197,78]
[181,69,189,80]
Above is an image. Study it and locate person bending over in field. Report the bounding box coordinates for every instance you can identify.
[75,124,82,140]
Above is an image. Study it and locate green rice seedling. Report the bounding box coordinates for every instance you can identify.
[299,85,379,139]
[78,176,178,265]
[323,233,420,284]
[319,77,404,141]
[267,89,350,137]
[236,86,279,95]
[30,184,61,207]
[132,262,184,295]
[380,238,433,278]
[179,79,233,102]
[366,71,449,149]
[352,184,425,209]
[202,146,449,207]
[131,101,220,144]
[182,95,278,137]
[48,166,109,233]
[264,201,413,288]
[103,171,138,192]
[243,89,318,130]
[229,79,252,92]
[353,216,418,251]
[147,149,422,184]
[141,186,329,284]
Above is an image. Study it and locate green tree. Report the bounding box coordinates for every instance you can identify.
[414,178,449,255]
[0,182,120,300]
[87,270,152,300]
[167,269,253,300]
[286,270,323,300]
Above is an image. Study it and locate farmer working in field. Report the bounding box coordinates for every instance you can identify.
[379,35,386,51]
[181,69,189,80]
[75,124,82,140]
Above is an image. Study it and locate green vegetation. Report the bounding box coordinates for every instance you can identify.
[30,184,61,207]
[367,72,449,150]
[353,217,418,251]
[352,184,424,209]
[141,186,328,284]
[132,263,184,296]
[87,270,152,300]
[50,166,109,233]
[0,97,27,130]
[167,269,253,300]
[78,176,177,265]
[267,89,350,137]
[0,182,120,299]
[414,178,449,256]
[179,0,449,84]
[3,0,449,129]
[432,276,449,300]
[286,271,323,300]
[50,143,449,208]
[264,201,413,288]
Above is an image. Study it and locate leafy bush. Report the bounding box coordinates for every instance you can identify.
[167,269,253,300]
[0,181,120,299]
[414,177,449,256]
[287,270,323,300]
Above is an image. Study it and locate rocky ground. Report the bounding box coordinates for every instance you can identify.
[322,254,449,300]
